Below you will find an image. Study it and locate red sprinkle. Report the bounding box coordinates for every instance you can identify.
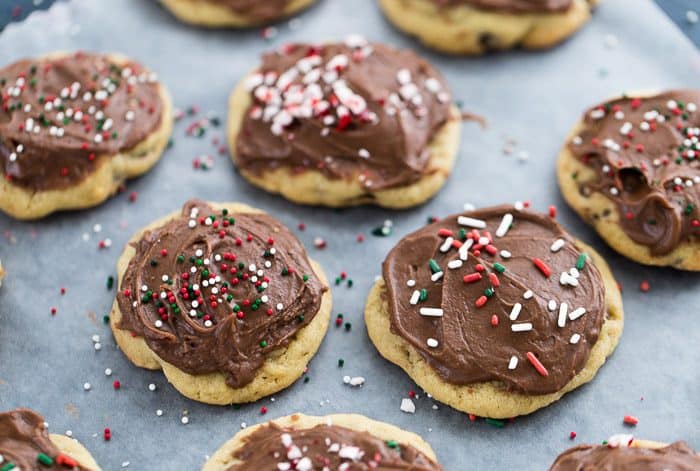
[488,273,500,288]
[569,431,577,440]
[490,315,499,327]
[475,295,488,308]
[260,406,268,415]
[438,228,453,237]
[113,380,121,390]
[639,280,650,292]
[532,258,552,278]
[526,352,549,377]
[623,415,639,426]
[56,454,78,467]
[103,428,111,441]
[50,307,57,315]
[549,205,557,218]
[463,273,482,284]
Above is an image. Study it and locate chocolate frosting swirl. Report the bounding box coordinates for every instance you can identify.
[227,423,441,470]
[0,52,163,191]
[432,0,572,13]
[383,205,606,395]
[568,90,700,256]
[117,200,326,388]
[0,409,90,470]
[550,442,700,470]
[235,37,452,191]
[209,0,297,21]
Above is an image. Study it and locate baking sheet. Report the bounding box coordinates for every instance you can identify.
[0,0,699,469]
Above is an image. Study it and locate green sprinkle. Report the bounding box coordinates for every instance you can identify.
[335,277,342,285]
[485,287,495,297]
[103,315,110,324]
[2,463,17,471]
[338,358,344,367]
[106,276,114,290]
[37,453,54,466]
[372,225,392,237]
[458,228,467,241]
[149,259,158,267]
[304,376,310,383]
[260,340,268,348]
[281,267,290,276]
[347,279,353,288]
[177,255,185,263]
[297,315,305,322]
[428,259,441,274]
[419,289,428,302]
[344,322,352,331]
[485,418,505,428]
[576,253,588,270]
[303,275,309,282]
[493,263,506,273]
[386,440,399,449]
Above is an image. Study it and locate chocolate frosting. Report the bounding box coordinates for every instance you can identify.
[0,52,163,191]
[227,422,441,470]
[235,37,452,191]
[568,90,700,256]
[383,205,606,395]
[117,200,326,388]
[0,409,90,470]
[550,442,700,470]
[431,0,572,13]
[209,0,296,21]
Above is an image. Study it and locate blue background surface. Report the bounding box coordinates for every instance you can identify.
[1,0,700,48]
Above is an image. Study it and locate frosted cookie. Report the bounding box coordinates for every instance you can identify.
[159,0,316,27]
[227,36,462,209]
[110,199,331,405]
[550,435,700,470]
[0,52,173,220]
[365,204,624,418]
[557,90,700,270]
[0,409,101,470]
[203,413,442,470]
[378,0,598,55]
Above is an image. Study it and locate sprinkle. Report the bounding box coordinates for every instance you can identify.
[491,315,499,326]
[426,338,439,348]
[37,453,54,466]
[550,239,565,252]
[458,216,486,229]
[623,415,639,426]
[419,307,444,317]
[475,295,488,308]
[447,260,463,269]
[511,323,533,332]
[181,416,189,425]
[523,290,533,299]
[406,279,416,287]
[485,418,505,428]
[500,250,512,258]
[439,237,454,253]
[568,307,587,321]
[570,334,581,344]
[495,213,513,237]
[428,259,441,273]
[548,300,557,311]
[526,352,549,377]
[508,355,518,370]
[532,258,552,277]
[400,398,416,414]
[409,290,420,305]
[463,273,482,284]
[509,303,522,321]
[431,271,443,282]
[576,253,587,270]
[639,280,650,292]
[558,303,568,328]
[493,263,506,273]
[83,382,91,391]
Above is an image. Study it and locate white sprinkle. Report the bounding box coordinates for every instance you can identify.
[419,307,444,317]
[500,250,512,259]
[426,338,439,348]
[570,333,581,344]
[104,368,112,376]
[156,409,163,416]
[400,398,416,414]
[687,10,699,23]
[155,320,163,328]
[569,307,587,321]
[523,290,534,300]
[558,303,568,328]
[458,239,473,261]
[348,376,365,387]
[83,382,91,391]
[495,213,513,238]
[509,303,522,321]
[511,323,533,332]
[508,356,518,370]
[514,201,525,211]
[181,416,189,425]
[550,238,565,252]
[440,237,454,253]
[406,279,416,287]
[94,343,101,351]
[430,271,443,282]
[358,148,370,159]
[548,300,557,311]
[409,290,420,305]
[447,260,463,270]
[148,383,157,391]
[458,216,486,229]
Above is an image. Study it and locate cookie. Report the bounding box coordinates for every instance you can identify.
[365,204,624,418]
[227,36,462,209]
[0,409,101,470]
[202,413,442,470]
[110,199,331,405]
[378,0,598,55]
[550,434,700,469]
[0,52,173,220]
[557,90,700,270]
[0,258,4,288]
[159,0,316,27]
